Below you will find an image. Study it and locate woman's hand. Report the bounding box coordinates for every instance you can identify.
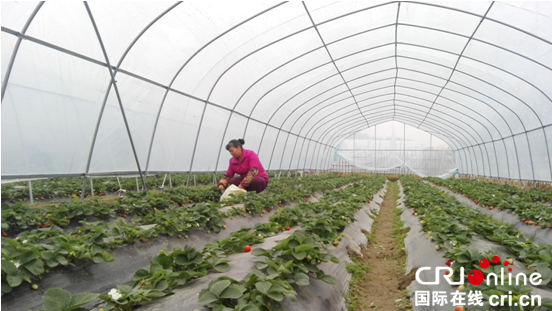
[238,184,245,190]
[218,184,225,190]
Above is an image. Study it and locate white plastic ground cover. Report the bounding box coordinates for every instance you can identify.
[397,182,552,311]
[134,183,388,311]
[426,181,552,246]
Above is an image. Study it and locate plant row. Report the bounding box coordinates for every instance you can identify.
[29,175,386,311]
[0,173,233,202]
[426,177,552,228]
[1,174,364,296]
[401,176,552,310]
[1,174,344,235]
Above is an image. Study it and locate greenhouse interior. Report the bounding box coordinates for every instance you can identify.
[1,1,551,311]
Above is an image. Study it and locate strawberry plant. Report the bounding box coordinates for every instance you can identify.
[402,176,552,287]
[39,288,99,311]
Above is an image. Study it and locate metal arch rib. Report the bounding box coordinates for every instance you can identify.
[144,2,286,172]
[84,2,181,180]
[1,2,44,101]
[420,1,493,129]
[393,2,401,119]
[83,2,146,190]
[302,2,369,131]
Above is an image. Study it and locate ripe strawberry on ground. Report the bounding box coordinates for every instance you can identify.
[455,306,465,311]
[286,227,290,231]
[2,232,7,237]
[244,245,251,252]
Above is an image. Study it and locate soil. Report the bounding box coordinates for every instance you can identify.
[350,181,415,310]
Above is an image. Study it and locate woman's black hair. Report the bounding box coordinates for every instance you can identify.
[226,139,245,151]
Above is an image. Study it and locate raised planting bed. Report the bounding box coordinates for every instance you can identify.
[401,176,552,310]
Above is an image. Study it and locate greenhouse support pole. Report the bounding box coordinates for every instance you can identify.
[161,174,167,188]
[194,174,197,187]
[267,131,283,172]
[81,177,87,200]
[353,132,356,175]
[430,134,432,176]
[90,178,94,196]
[84,3,147,192]
[135,177,139,192]
[404,123,406,175]
[186,173,190,188]
[28,180,34,205]
[1,2,43,101]
[169,174,172,188]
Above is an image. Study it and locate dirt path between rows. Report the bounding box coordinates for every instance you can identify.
[349,181,413,310]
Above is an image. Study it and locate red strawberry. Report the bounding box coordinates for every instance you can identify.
[124,212,129,216]
[445,259,454,267]
[244,245,251,252]
[278,204,282,207]
[2,232,7,237]
[286,227,290,231]
[445,270,450,275]
[40,225,45,228]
